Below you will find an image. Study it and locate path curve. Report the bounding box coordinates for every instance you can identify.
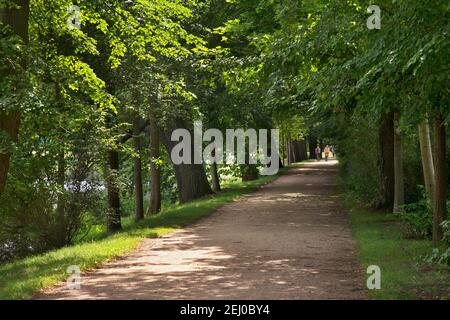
[40,160,366,299]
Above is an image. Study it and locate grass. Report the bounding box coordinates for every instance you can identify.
[348,205,450,300]
[0,173,282,300]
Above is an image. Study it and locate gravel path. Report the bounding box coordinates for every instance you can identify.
[39,160,366,299]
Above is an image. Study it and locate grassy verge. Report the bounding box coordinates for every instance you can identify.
[348,205,450,299]
[0,174,282,300]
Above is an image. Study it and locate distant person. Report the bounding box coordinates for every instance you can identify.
[324,145,330,161]
[330,146,335,159]
[315,145,321,161]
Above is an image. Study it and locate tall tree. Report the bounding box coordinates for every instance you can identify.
[133,115,144,221]
[432,112,448,245]
[106,150,122,232]
[418,119,435,203]
[161,119,212,203]
[148,112,161,214]
[0,0,30,194]
[210,149,221,192]
[378,112,395,209]
[393,112,405,213]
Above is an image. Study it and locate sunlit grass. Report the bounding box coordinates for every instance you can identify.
[349,206,450,300]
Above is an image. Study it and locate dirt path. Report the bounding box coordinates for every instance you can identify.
[40,160,366,299]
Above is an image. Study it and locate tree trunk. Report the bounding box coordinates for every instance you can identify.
[241,164,259,181]
[160,119,212,203]
[287,139,294,165]
[284,139,291,165]
[290,140,296,163]
[174,164,212,203]
[56,150,66,217]
[106,150,122,232]
[133,116,144,221]
[0,0,30,194]
[432,113,447,246]
[418,119,435,203]
[148,113,161,214]
[296,140,307,161]
[174,163,212,202]
[378,112,395,209]
[308,135,317,159]
[242,136,259,181]
[279,157,284,169]
[55,149,66,246]
[280,130,285,165]
[0,0,29,39]
[0,113,21,194]
[211,162,221,192]
[291,141,300,163]
[393,112,404,213]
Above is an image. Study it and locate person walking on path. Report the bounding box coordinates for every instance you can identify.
[324,145,330,161]
[315,145,321,161]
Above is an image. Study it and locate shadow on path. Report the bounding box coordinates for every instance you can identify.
[39,160,366,300]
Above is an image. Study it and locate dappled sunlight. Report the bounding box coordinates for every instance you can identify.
[282,192,312,198]
[39,161,365,300]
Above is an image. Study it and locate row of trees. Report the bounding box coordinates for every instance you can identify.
[0,0,289,259]
[214,0,449,246]
[0,0,448,261]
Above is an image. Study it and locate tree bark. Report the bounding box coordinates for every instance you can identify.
[393,112,405,213]
[0,0,30,194]
[287,139,294,165]
[291,141,300,163]
[106,150,122,232]
[211,162,221,192]
[160,119,212,203]
[148,113,161,214]
[210,148,221,192]
[241,164,259,181]
[418,119,435,202]
[133,116,144,221]
[308,135,317,159]
[56,150,66,217]
[54,148,67,247]
[241,136,259,181]
[280,130,285,165]
[175,163,212,202]
[279,157,284,169]
[0,113,20,194]
[432,113,447,246]
[295,140,307,161]
[290,140,296,163]
[378,112,395,209]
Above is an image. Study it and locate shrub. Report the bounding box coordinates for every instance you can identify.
[430,220,450,267]
[396,187,432,239]
[0,148,103,263]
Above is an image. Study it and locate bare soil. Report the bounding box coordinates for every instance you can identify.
[39,160,366,299]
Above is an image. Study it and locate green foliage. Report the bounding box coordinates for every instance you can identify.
[336,114,380,205]
[0,137,105,260]
[0,0,448,299]
[1,0,215,261]
[427,219,450,267]
[397,188,433,239]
